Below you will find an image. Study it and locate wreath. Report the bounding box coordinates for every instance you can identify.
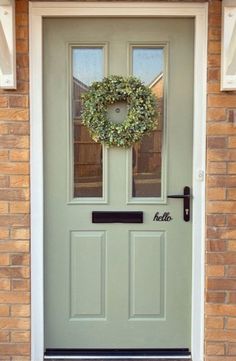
[81,75,158,147]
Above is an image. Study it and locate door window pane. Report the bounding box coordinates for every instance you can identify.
[72,47,104,198]
[132,47,164,198]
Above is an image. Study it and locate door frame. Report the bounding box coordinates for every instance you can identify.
[29,2,208,361]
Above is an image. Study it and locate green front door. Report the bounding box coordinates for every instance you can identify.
[44,17,194,350]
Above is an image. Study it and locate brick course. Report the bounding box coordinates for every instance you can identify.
[0,0,236,360]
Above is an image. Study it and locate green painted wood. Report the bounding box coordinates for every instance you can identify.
[44,18,194,349]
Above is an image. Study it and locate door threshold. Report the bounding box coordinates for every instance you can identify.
[44,349,191,360]
[45,358,191,360]
[44,357,191,360]
[44,357,191,361]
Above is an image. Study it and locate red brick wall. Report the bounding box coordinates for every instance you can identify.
[206,1,236,360]
[0,0,236,360]
[0,0,30,360]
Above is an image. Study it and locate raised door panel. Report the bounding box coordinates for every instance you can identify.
[70,231,106,319]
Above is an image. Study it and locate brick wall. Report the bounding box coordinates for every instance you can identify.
[206,1,236,360]
[0,0,235,360]
[0,0,30,360]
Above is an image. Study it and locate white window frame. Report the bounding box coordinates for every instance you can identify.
[29,2,208,361]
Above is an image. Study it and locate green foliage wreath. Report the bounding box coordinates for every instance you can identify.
[81,75,158,147]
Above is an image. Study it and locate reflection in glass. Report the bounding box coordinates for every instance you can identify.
[133,48,163,85]
[72,48,104,198]
[132,47,164,198]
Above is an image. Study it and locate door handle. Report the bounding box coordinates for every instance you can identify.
[168,186,191,222]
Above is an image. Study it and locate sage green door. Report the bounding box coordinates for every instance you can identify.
[44,18,194,349]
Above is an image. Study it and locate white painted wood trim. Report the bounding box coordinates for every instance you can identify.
[0,0,16,89]
[30,3,208,361]
[221,0,236,90]
[191,8,208,361]
[29,3,44,361]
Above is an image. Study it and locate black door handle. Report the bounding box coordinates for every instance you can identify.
[167,194,190,199]
[168,186,191,222]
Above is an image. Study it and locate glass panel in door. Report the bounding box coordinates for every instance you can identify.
[72,47,104,198]
[131,47,165,198]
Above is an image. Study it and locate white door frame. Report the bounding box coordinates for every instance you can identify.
[29,2,208,361]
